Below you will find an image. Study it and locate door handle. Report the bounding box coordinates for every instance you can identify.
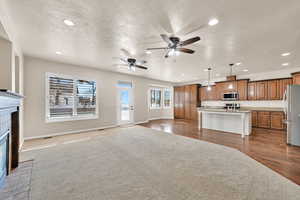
[130,106,134,110]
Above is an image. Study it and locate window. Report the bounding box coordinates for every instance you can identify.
[46,73,97,122]
[150,88,162,109]
[163,89,171,108]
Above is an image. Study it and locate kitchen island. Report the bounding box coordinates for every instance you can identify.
[198,108,251,138]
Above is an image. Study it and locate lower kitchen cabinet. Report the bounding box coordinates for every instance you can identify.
[257,111,271,129]
[251,111,258,127]
[252,111,285,130]
[270,112,285,130]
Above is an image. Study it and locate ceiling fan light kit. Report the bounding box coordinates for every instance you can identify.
[146,34,200,58]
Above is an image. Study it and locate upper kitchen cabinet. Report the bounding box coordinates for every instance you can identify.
[248,82,256,100]
[237,80,248,100]
[200,86,217,101]
[292,72,300,84]
[267,80,280,100]
[256,81,268,100]
[279,78,292,99]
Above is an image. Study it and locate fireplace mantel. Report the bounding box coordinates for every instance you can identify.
[0,90,24,109]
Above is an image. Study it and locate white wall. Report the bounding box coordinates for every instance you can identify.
[23,56,173,139]
[0,37,13,90]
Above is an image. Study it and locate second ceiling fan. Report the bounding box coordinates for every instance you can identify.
[146,34,201,58]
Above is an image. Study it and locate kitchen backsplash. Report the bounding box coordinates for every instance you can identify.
[201,100,284,108]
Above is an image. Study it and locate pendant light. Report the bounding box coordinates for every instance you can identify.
[228,63,234,89]
[207,67,212,91]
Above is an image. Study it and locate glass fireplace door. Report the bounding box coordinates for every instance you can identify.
[0,134,8,187]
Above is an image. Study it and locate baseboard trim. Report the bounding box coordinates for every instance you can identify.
[148,117,174,121]
[24,124,118,140]
[134,120,149,124]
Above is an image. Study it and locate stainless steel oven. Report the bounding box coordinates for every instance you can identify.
[223,92,238,101]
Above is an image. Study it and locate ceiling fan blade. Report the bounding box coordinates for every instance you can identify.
[137,60,147,65]
[120,58,128,64]
[160,34,172,44]
[135,65,148,70]
[164,50,170,58]
[180,37,201,46]
[113,64,129,67]
[146,47,169,51]
[120,48,132,57]
[177,24,207,36]
[177,48,195,54]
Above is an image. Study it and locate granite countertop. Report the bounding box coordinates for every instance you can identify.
[198,107,251,113]
[198,106,284,112]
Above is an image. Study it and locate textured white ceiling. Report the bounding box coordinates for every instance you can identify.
[4,0,300,82]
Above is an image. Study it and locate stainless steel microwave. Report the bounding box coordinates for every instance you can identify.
[223,92,238,101]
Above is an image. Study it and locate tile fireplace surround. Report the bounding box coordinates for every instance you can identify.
[0,90,23,188]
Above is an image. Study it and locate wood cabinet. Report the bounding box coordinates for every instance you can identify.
[251,111,258,127]
[237,80,248,100]
[279,78,292,100]
[267,80,280,100]
[174,86,185,119]
[248,82,256,100]
[256,81,268,100]
[200,85,217,101]
[292,72,300,84]
[174,84,200,120]
[270,112,285,130]
[252,110,285,130]
[257,111,271,128]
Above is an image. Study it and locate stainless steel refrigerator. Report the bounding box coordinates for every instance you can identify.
[283,85,300,146]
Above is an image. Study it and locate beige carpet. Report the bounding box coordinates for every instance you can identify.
[22,126,300,200]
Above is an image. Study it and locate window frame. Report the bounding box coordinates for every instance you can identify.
[149,87,163,109]
[45,73,98,123]
[163,88,172,109]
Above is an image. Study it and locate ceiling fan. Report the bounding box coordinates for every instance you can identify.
[146,34,200,58]
[114,48,148,71]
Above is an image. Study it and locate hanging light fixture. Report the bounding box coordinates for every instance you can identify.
[228,63,234,89]
[207,67,212,91]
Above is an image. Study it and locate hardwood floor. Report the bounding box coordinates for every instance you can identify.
[140,119,300,185]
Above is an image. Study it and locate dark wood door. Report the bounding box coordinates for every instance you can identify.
[174,87,180,119]
[270,112,285,130]
[256,81,268,100]
[184,85,191,119]
[267,80,279,100]
[248,82,256,100]
[252,111,258,127]
[257,111,271,128]
[179,86,185,118]
[190,85,198,120]
[237,80,248,100]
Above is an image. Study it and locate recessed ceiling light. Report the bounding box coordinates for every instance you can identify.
[243,69,249,72]
[63,19,75,26]
[282,63,289,66]
[181,73,185,76]
[208,18,219,26]
[145,50,152,54]
[236,62,242,66]
[204,69,209,72]
[55,51,62,55]
[281,52,291,57]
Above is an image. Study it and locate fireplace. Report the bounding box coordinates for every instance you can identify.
[0,132,8,187]
[0,90,23,188]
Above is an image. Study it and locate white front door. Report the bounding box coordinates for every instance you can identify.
[117,86,134,125]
